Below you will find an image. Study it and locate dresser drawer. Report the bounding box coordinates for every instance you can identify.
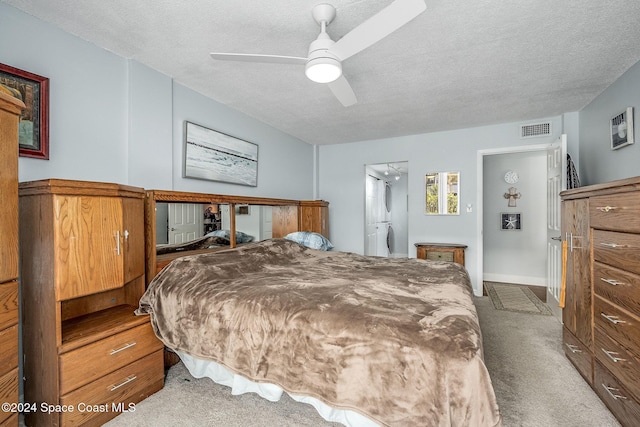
[59,321,163,394]
[594,361,640,427]
[593,230,640,276]
[595,327,640,398]
[0,280,18,330]
[594,262,640,318]
[0,324,18,372]
[594,296,640,354]
[0,367,18,423]
[591,193,640,233]
[0,412,17,426]
[426,251,455,262]
[60,349,164,426]
[563,327,593,384]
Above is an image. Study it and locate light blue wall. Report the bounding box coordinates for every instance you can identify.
[128,61,174,190]
[1,4,129,183]
[579,59,640,185]
[171,83,313,199]
[1,3,314,199]
[318,116,565,294]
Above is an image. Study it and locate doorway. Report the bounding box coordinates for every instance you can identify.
[476,138,566,318]
[364,162,408,257]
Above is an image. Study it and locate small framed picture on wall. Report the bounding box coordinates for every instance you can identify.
[611,107,634,150]
[500,213,521,230]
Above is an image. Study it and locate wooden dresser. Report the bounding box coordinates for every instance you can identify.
[415,242,467,266]
[561,176,640,426]
[0,90,24,427]
[19,179,164,426]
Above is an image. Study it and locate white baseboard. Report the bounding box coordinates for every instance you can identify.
[483,273,546,287]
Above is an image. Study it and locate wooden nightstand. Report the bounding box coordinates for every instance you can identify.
[415,242,467,266]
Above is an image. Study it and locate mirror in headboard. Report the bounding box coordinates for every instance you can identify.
[155,202,228,245]
[222,204,273,242]
[145,189,327,286]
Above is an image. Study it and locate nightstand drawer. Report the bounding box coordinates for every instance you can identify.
[59,321,163,394]
[415,243,466,266]
[60,349,164,426]
[426,251,454,262]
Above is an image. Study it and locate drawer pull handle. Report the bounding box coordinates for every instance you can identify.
[601,313,626,325]
[596,206,618,212]
[602,384,627,400]
[110,342,137,355]
[110,375,137,392]
[565,343,582,353]
[114,230,121,255]
[601,348,627,363]
[599,242,625,248]
[600,278,625,286]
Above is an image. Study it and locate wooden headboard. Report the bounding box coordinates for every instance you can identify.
[144,189,328,285]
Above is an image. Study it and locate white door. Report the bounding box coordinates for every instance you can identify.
[168,203,203,244]
[546,134,567,319]
[365,174,378,256]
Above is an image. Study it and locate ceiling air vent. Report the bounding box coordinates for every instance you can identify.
[520,122,552,138]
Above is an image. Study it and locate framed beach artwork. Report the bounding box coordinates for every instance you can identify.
[0,63,49,159]
[500,213,521,230]
[183,121,258,186]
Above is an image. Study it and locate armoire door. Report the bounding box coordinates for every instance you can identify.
[54,195,124,300]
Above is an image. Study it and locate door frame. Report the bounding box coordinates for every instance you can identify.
[475,142,552,296]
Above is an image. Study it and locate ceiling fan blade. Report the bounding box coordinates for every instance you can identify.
[328,75,357,107]
[210,53,307,65]
[328,0,426,61]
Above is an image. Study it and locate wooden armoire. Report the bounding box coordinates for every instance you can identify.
[19,179,164,426]
[0,89,24,427]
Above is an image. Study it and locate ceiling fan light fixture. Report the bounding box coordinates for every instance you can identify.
[305,57,341,83]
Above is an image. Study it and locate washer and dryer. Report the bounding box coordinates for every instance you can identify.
[376,181,393,257]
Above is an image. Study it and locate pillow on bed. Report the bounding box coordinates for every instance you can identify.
[284,231,334,251]
[206,229,254,243]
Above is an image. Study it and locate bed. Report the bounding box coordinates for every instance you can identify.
[137,238,501,426]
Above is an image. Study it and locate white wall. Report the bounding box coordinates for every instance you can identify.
[579,59,640,185]
[319,116,566,295]
[1,3,314,199]
[483,151,547,286]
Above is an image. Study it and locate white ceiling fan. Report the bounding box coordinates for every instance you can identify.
[210,0,426,107]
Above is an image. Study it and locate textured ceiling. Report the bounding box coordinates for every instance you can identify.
[5,0,640,145]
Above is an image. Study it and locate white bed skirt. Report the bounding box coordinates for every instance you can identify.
[176,351,379,427]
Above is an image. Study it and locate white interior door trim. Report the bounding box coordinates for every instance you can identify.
[475,142,553,297]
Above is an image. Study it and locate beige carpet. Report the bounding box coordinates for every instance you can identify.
[484,281,553,315]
